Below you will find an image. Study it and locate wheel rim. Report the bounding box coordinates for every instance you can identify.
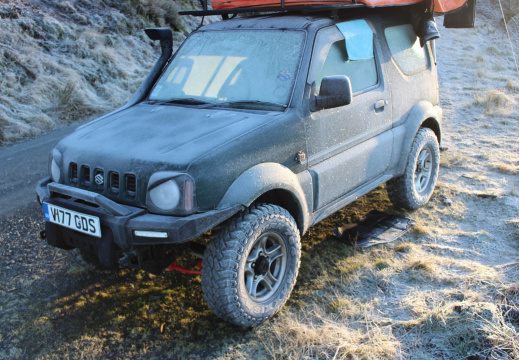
[244,232,287,303]
[414,147,433,193]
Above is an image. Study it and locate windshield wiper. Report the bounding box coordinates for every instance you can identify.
[147,98,212,106]
[202,100,288,109]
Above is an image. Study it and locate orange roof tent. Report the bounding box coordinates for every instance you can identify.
[211,0,468,14]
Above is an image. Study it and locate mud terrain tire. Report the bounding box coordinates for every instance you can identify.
[387,127,440,210]
[201,204,301,327]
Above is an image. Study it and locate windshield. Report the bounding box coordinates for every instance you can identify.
[149,30,305,109]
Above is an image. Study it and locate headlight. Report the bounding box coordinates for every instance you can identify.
[49,150,63,183]
[146,172,197,215]
[149,180,180,211]
[50,158,61,182]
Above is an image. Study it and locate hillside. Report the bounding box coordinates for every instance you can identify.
[0,0,201,145]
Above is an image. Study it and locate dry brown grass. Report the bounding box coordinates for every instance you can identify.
[473,89,518,116]
[259,236,516,359]
[261,306,401,359]
[490,162,519,175]
[440,150,472,169]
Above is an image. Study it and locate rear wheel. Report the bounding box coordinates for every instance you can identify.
[387,127,440,210]
[201,204,301,327]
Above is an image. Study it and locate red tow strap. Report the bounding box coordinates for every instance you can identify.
[168,260,202,275]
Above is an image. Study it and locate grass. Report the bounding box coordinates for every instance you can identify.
[491,163,519,175]
[440,150,471,169]
[507,79,519,92]
[473,89,518,116]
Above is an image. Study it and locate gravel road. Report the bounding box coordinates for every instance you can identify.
[0,123,80,217]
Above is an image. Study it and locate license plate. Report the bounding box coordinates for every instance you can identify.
[43,203,102,238]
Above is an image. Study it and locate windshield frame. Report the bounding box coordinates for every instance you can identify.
[147,28,308,111]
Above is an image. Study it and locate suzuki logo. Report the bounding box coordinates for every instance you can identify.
[95,173,104,186]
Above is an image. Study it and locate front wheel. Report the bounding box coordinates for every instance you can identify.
[201,204,301,327]
[387,127,440,210]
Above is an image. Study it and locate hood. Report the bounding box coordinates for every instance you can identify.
[58,103,281,171]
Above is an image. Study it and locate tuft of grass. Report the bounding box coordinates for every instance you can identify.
[490,162,519,175]
[473,90,518,116]
[440,151,471,168]
[486,46,500,55]
[479,312,519,359]
[506,79,519,92]
[374,258,392,270]
[337,256,369,275]
[505,219,519,241]
[407,259,436,273]
[394,242,415,253]
[328,297,353,314]
[500,282,519,297]
[410,220,432,236]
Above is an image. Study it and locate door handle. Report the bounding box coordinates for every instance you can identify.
[375,100,388,110]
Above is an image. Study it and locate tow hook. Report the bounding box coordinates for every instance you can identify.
[119,250,139,268]
[39,230,46,240]
[168,260,202,275]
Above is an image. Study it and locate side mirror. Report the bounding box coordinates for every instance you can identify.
[312,76,352,111]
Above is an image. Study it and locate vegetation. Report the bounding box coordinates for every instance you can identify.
[1,0,518,358]
[0,0,200,145]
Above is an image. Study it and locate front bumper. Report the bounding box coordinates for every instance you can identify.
[37,177,241,252]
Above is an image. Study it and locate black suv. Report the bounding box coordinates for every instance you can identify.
[37,7,442,326]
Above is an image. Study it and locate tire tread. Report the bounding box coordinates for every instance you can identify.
[201,203,300,327]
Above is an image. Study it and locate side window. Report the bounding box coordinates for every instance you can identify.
[385,24,429,75]
[315,40,378,93]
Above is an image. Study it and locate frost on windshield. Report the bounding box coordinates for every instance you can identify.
[149,30,304,106]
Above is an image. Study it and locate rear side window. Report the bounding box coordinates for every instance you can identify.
[385,24,429,75]
[316,40,378,93]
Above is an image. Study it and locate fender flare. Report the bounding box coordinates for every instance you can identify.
[217,163,311,234]
[393,101,442,175]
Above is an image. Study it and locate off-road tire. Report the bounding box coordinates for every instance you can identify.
[201,203,301,327]
[387,127,440,210]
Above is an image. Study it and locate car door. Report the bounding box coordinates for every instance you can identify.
[304,19,393,210]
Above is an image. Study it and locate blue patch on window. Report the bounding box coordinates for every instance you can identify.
[336,20,374,61]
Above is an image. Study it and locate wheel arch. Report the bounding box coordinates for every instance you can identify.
[421,117,441,145]
[217,163,311,234]
[255,189,303,233]
[393,101,442,176]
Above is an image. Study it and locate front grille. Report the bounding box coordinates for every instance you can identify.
[125,174,137,198]
[82,166,91,187]
[68,162,137,201]
[109,172,120,194]
[70,163,78,184]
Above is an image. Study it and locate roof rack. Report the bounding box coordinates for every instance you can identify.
[179,1,366,17]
